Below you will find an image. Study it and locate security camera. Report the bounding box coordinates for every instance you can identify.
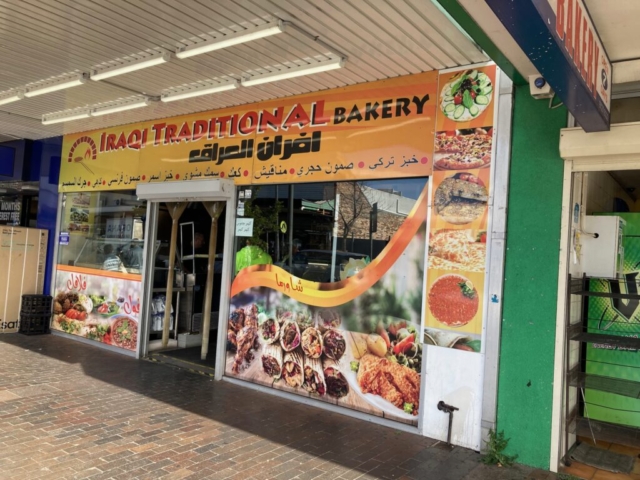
[529,75,553,99]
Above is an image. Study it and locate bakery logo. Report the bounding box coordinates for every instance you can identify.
[601,68,608,91]
[68,136,98,165]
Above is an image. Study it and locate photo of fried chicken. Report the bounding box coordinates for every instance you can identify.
[356,354,420,416]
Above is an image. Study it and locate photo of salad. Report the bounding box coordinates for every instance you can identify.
[51,268,141,352]
[440,69,493,122]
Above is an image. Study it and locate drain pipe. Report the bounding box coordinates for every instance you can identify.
[437,401,459,446]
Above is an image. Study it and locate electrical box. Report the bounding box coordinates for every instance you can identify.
[581,216,625,279]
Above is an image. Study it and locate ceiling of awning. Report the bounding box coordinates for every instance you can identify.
[0,0,488,141]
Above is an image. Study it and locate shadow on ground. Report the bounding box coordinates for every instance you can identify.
[0,333,553,480]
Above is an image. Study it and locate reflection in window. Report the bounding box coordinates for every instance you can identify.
[57,191,146,274]
[234,178,427,283]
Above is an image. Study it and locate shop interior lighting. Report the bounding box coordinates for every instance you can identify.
[0,89,24,106]
[90,52,172,81]
[91,97,152,116]
[161,79,239,102]
[42,109,91,125]
[241,56,345,87]
[175,21,285,59]
[24,73,88,97]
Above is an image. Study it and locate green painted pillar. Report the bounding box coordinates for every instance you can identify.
[498,85,567,469]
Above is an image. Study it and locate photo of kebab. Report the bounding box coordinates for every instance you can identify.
[227,304,259,373]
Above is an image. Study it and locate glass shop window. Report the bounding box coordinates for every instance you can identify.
[234,178,427,282]
[57,191,147,274]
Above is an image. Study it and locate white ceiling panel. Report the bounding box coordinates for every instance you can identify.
[0,0,487,140]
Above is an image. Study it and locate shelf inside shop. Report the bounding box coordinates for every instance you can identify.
[573,417,640,449]
[570,331,640,349]
[568,369,640,399]
[573,332,640,350]
[571,290,640,300]
[152,288,186,293]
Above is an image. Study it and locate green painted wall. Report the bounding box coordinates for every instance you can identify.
[497,86,567,469]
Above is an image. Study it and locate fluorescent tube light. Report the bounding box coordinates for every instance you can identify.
[42,110,91,125]
[241,57,345,87]
[0,90,24,106]
[176,21,285,59]
[92,98,150,116]
[91,53,171,81]
[25,73,87,97]
[161,79,238,102]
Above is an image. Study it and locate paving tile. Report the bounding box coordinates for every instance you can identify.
[0,334,558,480]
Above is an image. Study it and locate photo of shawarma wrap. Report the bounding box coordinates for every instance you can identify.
[301,326,323,359]
[283,350,304,388]
[261,343,283,379]
[423,327,481,352]
[280,320,301,352]
[260,317,281,344]
[303,356,326,396]
[323,329,346,361]
[316,309,341,332]
[323,364,349,398]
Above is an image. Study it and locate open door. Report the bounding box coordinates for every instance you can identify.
[135,179,236,373]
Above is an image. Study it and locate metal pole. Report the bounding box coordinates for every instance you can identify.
[288,184,294,271]
[201,201,224,360]
[330,194,340,282]
[163,202,187,347]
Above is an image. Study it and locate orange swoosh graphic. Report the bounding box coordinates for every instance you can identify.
[230,183,428,306]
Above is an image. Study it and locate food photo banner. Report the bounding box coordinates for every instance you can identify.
[59,72,438,191]
[425,65,497,339]
[51,265,141,352]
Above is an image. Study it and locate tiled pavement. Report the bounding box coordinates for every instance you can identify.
[0,334,557,480]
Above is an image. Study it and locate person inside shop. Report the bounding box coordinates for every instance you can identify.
[183,232,210,275]
[103,244,127,273]
[121,241,144,271]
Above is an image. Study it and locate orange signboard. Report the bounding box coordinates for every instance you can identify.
[59,72,438,191]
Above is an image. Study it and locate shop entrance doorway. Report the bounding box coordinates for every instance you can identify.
[135,180,236,374]
[558,168,640,476]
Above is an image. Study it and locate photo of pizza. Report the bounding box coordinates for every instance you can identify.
[428,274,479,327]
[434,172,488,225]
[428,229,486,272]
[434,128,493,170]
